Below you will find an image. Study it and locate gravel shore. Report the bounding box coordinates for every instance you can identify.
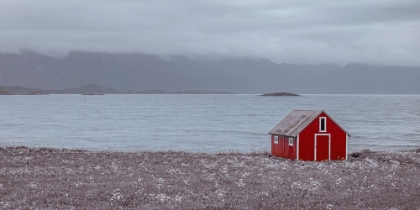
[1,146,420,209]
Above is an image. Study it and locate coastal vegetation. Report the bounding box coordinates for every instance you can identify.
[0,146,419,209]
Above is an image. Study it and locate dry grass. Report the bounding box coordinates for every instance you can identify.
[1,146,420,209]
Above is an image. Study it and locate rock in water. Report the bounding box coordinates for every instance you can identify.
[259,92,300,96]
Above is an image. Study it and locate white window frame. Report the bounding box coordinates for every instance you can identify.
[319,117,327,132]
[274,136,278,144]
[288,137,293,146]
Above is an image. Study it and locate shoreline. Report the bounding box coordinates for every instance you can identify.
[1,146,420,209]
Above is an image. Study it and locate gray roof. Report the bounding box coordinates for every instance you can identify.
[269,110,350,137]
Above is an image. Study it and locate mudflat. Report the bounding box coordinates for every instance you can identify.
[1,146,419,209]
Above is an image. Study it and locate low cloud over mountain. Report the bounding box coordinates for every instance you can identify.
[1,0,420,67]
[1,51,419,94]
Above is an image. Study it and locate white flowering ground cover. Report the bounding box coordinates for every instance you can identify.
[0,146,419,209]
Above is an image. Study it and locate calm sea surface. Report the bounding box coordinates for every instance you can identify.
[1,94,419,152]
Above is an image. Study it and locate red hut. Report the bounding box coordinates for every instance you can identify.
[269,110,350,161]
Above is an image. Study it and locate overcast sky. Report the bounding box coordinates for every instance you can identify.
[1,0,419,66]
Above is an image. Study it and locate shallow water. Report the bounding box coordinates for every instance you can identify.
[1,94,419,152]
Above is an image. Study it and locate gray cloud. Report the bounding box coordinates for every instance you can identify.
[0,0,419,66]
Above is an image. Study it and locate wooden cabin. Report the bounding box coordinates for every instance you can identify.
[269,110,350,161]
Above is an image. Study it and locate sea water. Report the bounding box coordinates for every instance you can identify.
[1,94,419,152]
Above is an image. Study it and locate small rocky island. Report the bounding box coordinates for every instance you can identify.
[260,92,300,96]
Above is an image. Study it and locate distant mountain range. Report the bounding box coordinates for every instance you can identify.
[0,51,419,94]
